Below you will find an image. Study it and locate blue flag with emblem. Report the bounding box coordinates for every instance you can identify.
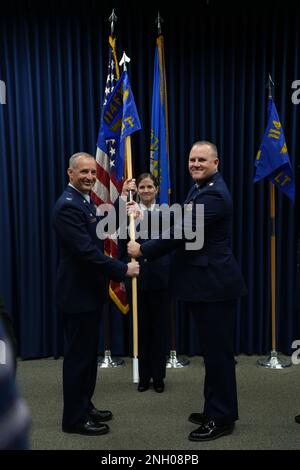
[98,71,141,181]
[150,35,170,204]
[254,98,295,201]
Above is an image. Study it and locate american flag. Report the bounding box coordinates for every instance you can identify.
[92,36,129,314]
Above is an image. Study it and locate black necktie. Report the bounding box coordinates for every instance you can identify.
[84,198,96,215]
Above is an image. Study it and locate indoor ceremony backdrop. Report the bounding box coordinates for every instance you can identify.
[0,0,299,358]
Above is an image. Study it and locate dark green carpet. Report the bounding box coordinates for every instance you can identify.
[17,355,300,450]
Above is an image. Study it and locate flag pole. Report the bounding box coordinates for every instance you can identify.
[270,180,276,352]
[153,12,189,369]
[125,136,139,383]
[119,51,139,383]
[97,9,125,369]
[257,75,291,369]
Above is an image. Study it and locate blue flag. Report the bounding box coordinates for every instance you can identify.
[254,98,295,201]
[98,71,141,180]
[150,35,170,204]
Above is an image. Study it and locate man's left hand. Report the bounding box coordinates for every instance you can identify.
[127,241,142,258]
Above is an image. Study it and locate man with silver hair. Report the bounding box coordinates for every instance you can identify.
[53,152,139,436]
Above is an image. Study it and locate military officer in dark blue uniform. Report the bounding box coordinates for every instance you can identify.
[53,152,139,436]
[128,141,246,441]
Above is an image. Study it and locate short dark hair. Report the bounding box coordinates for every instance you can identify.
[136,172,159,188]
